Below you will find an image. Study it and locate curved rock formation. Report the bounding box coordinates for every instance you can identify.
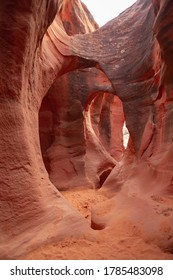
[1,0,173,259]
[70,0,173,251]
[39,0,120,190]
[0,0,95,258]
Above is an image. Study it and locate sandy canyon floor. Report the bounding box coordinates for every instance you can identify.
[22,188,173,260]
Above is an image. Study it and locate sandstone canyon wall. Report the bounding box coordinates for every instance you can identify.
[0,0,95,259]
[71,0,173,251]
[0,0,173,259]
[39,0,125,190]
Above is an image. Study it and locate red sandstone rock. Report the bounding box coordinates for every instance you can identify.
[0,0,94,259]
[0,0,122,259]
[70,0,173,251]
[1,0,173,259]
[39,69,118,190]
[39,0,119,190]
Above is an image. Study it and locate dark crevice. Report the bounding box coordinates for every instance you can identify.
[91,220,106,230]
[99,168,112,188]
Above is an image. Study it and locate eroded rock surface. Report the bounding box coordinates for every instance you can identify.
[0,0,95,258]
[71,0,173,251]
[1,0,173,259]
[39,0,121,190]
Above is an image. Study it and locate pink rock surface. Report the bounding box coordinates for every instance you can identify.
[39,1,117,190]
[0,0,93,258]
[71,0,173,251]
[1,0,173,259]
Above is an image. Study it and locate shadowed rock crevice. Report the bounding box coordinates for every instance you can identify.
[91,220,106,231]
[99,168,113,188]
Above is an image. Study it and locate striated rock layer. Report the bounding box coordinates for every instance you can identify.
[0,0,123,259]
[0,0,173,258]
[71,0,173,252]
[0,0,95,258]
[39,0,126,190]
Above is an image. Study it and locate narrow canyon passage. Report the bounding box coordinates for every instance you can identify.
[1,0,173,260]
[39,88,129,227]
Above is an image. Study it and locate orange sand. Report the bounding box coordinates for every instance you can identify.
[22,189,173,260]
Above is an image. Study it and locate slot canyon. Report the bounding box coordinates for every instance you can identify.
[0,0,173,259]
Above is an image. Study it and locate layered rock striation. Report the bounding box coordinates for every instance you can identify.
[39,0,119,190]
[0,0,94,258]
[0,0,173,258]
[71,0,173,251]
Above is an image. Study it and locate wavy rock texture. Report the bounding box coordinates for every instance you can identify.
[0,0,173,259]
[39,0,120,190]
[0,0,95,259]
[71,0,173,252]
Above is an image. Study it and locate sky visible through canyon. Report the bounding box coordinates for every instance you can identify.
[82,0,137,26]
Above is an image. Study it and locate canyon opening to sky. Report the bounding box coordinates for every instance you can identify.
[82,0,137,26]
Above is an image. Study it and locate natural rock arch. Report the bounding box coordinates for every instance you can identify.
[1,0,173,258]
